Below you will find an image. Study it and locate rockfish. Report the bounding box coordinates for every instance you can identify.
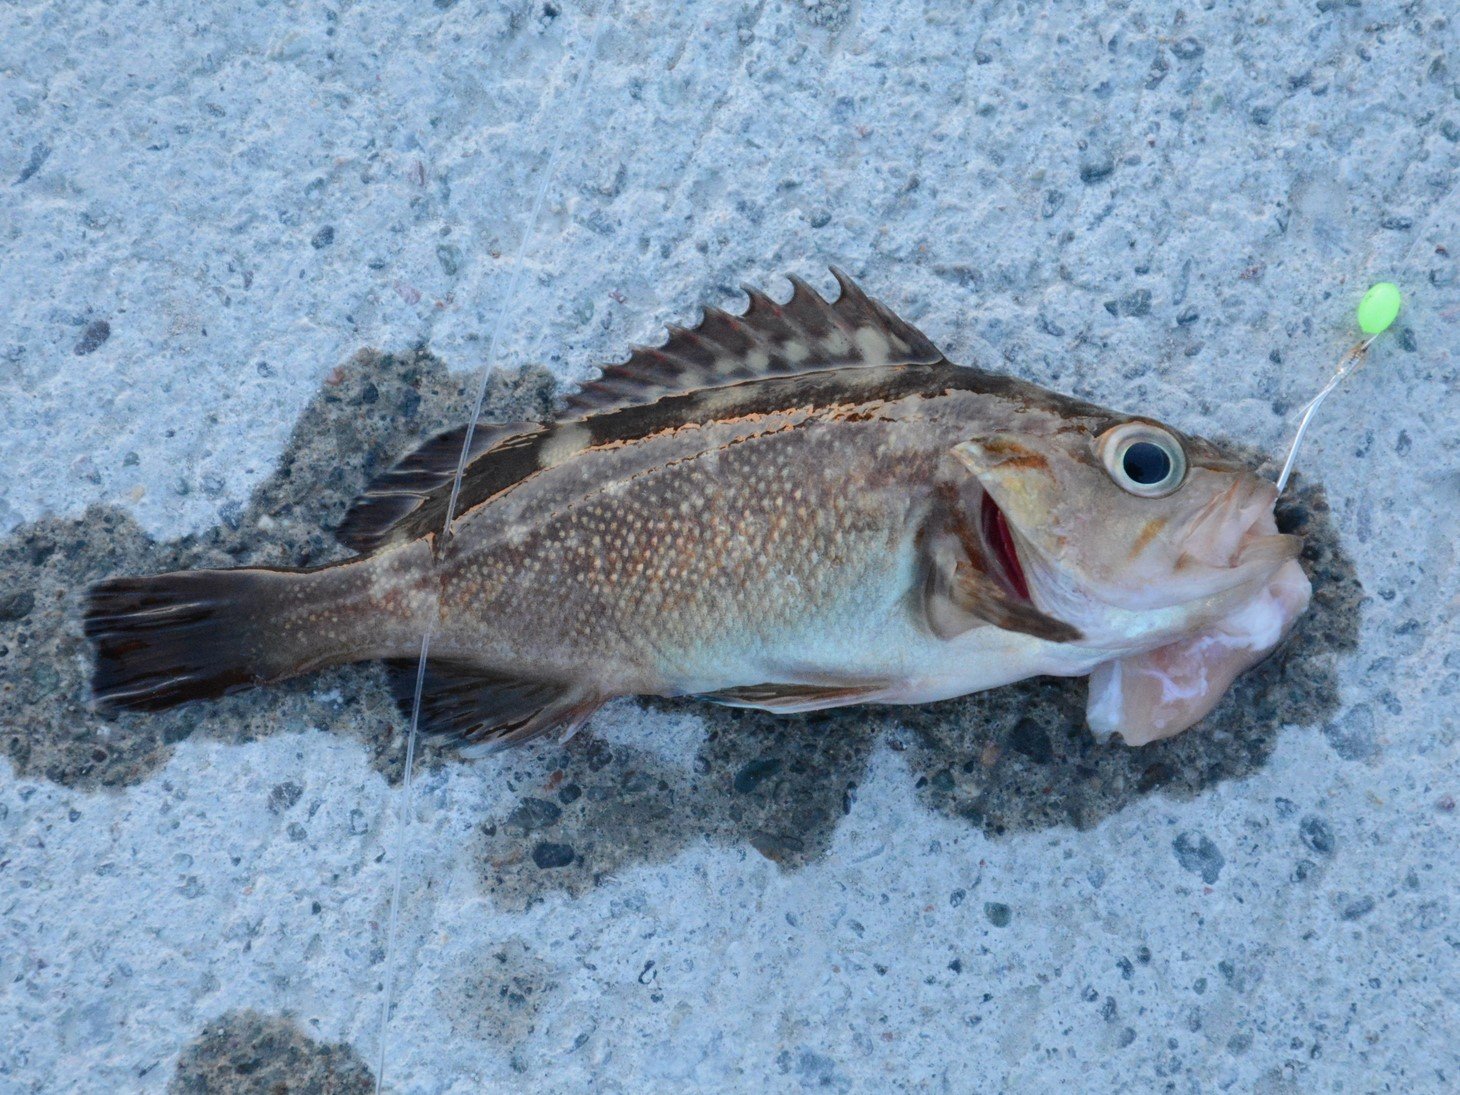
[86,271,1311,748]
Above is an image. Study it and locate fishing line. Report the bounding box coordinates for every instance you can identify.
[372,14,608,1092]
[1274,282,1401,495]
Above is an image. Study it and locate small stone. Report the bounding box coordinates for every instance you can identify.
[1340,895,1375,920]
[1008,718,1053,764]
[268,781,303,814]
[983,902,1011,927]
[436,244,462,276]
[1172,831,1224,884]
[531,842,574,869]
[507,797,562,831]
[14,142,51,185]
[1117,289,1151,317]
[749,830,804,862]
[733,756,781,794]
[1172,38,1205,60]
[0,591,35,621]
[1079,152,1115,184]
[74,320,111,356]
[1299,816,1335,856]
[311,225,336,249]
[1323,704,1379,761]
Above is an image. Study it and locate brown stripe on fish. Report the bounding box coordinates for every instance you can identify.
[975,436,1051,471]
[1129,517,1169,558]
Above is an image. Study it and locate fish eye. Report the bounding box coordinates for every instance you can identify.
[1098,423,1187,498]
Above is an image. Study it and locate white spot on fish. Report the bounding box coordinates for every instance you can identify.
[538,424,590,468]
[853,326,890,364]
[821,329,852,357]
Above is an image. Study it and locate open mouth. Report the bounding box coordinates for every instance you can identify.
[981,491,1032,603]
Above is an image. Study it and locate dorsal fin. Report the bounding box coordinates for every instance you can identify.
[336,420,544,553]
[563,267,944,414]
[337,270,947,554]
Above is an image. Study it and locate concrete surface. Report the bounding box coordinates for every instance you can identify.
[3,0,1458,1091]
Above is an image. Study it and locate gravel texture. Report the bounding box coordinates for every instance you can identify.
[3,1,1458,1092]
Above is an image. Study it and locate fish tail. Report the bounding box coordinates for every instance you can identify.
[84,555,425,712]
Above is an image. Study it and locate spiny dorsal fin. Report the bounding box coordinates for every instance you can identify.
[337,270,946,554]
[563,267,944,414]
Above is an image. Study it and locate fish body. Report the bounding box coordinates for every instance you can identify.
[86,271,1310,748]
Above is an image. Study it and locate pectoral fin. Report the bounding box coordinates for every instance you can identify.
[701,680,898,713]
[1086,558,1311,745]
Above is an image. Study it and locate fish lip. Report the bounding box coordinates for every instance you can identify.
[1181,475,1292,571]
[980,491,1033,603]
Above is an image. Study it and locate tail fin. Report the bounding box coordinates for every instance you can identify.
[85,568,315,712]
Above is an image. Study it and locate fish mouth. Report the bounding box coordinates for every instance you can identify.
[1185,477,1301,573]
[980,491,1033,603]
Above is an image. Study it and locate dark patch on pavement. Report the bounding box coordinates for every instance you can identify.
[169,1009,373,1094]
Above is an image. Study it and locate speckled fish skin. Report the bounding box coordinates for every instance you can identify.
[85,271,1310,749]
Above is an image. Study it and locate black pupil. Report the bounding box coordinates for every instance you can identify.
[1122,441,1172,486]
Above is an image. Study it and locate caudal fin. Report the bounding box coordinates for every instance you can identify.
[85,568,308,712]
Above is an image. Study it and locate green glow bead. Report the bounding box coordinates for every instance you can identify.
[1356,282,1402,335]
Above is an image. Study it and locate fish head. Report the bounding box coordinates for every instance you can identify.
[949,415,1309,643]
[949,411,1313,745]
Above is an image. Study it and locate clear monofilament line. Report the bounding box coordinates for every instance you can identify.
[1274,335,1375,495]
[372,626,430,1094]
[372,17,607,1095]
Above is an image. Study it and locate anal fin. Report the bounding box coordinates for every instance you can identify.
[384,659,603,753]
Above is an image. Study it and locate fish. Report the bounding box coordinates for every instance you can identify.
[84,269,1312,749]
